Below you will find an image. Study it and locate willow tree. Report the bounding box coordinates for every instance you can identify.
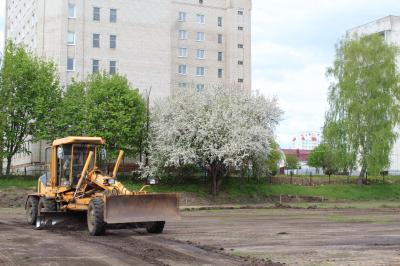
[324,34,400,184]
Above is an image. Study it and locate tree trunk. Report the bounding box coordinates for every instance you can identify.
[209,163,224,196]
[358,167,366,185]
[5,156,12,175]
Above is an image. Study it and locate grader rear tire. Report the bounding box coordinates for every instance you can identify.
[26,196,39,225]
[146,221,165,234]
[87,198,106,236]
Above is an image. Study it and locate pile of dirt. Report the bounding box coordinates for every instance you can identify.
[0,187,35,208]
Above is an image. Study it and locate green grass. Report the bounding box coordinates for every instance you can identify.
[125,182,209,197]
[0,178,37,189]
[222,179,400,201]
[3,175,400,202]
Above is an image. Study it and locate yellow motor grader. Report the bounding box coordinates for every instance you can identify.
[25,137,180,236]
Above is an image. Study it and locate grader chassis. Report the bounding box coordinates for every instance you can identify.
[25,137,180,235]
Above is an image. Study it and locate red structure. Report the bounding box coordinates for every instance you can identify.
[281,149,310,162]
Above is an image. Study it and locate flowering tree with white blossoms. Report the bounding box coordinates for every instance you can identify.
[147,85,282,195]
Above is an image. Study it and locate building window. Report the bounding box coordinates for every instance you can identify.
[238,10,244,15]
[92,59,99,73]
[196,84,204,91]
[196,32,205,42]
[196,67,205,76]
[178,64,187,75]
[197,14,205,24]
[218,17,222,27]
[179,82,187,88]
[110,35,117,48]
[178,12,186,22]
[93,33,100,48]
[238,78,244,83]
[68,4,76,18]
[238,44,244,48]
[67,31,75,45]
[218,69,223,78]
[67,57,75,71]
[179,30,188,40]
[109,61,117,74]
[238,60,244,65]
[238,26,244,31]
[218,52,223,61]
[110,9,117,23]
[218,34,223,44]
[196,49,205,59]
[179,48,187,57]
[93,7,100,21]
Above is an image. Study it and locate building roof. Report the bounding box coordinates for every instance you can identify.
[52,136,105,146]
[347,15,400,34]
[281,149,310,162]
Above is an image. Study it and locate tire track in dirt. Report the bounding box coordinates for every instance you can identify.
[0,214,279,266]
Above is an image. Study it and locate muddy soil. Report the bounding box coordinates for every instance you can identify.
[0,188,34,208]
[1,208,400,265]
[0,208,280,266]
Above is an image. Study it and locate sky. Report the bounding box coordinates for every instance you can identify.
[1,1,400,148]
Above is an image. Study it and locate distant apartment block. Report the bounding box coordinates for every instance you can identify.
[348,15,400,174]
[4,0,252,174]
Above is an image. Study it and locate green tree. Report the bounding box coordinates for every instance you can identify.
[51,73,146,158]
[85,73,146,157]
[266,141,282,176]
[325,34,400,184]
[0,41,61,174]
[50,81,88,139]
[308,144,337,176]
[285,155,299,172]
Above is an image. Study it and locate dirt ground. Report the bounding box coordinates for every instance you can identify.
[1,207,400,266]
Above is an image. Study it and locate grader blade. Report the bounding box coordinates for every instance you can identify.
[104,193,180,224]
[36,211,82,229]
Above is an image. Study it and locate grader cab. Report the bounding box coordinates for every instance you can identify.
[25,137,180,235]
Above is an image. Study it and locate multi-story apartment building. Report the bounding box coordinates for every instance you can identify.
[348,15,400,174]
[4,0,252,174]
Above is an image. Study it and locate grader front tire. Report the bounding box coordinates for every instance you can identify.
[26,196,39,225]
[87,198,106,236]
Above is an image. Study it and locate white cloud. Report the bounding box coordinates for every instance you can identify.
[252,0,400,148]
[0,0,4,53]
[255,63,329,147]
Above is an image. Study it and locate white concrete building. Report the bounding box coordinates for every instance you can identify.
[4,0,252,174]
[347,15,400,174]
